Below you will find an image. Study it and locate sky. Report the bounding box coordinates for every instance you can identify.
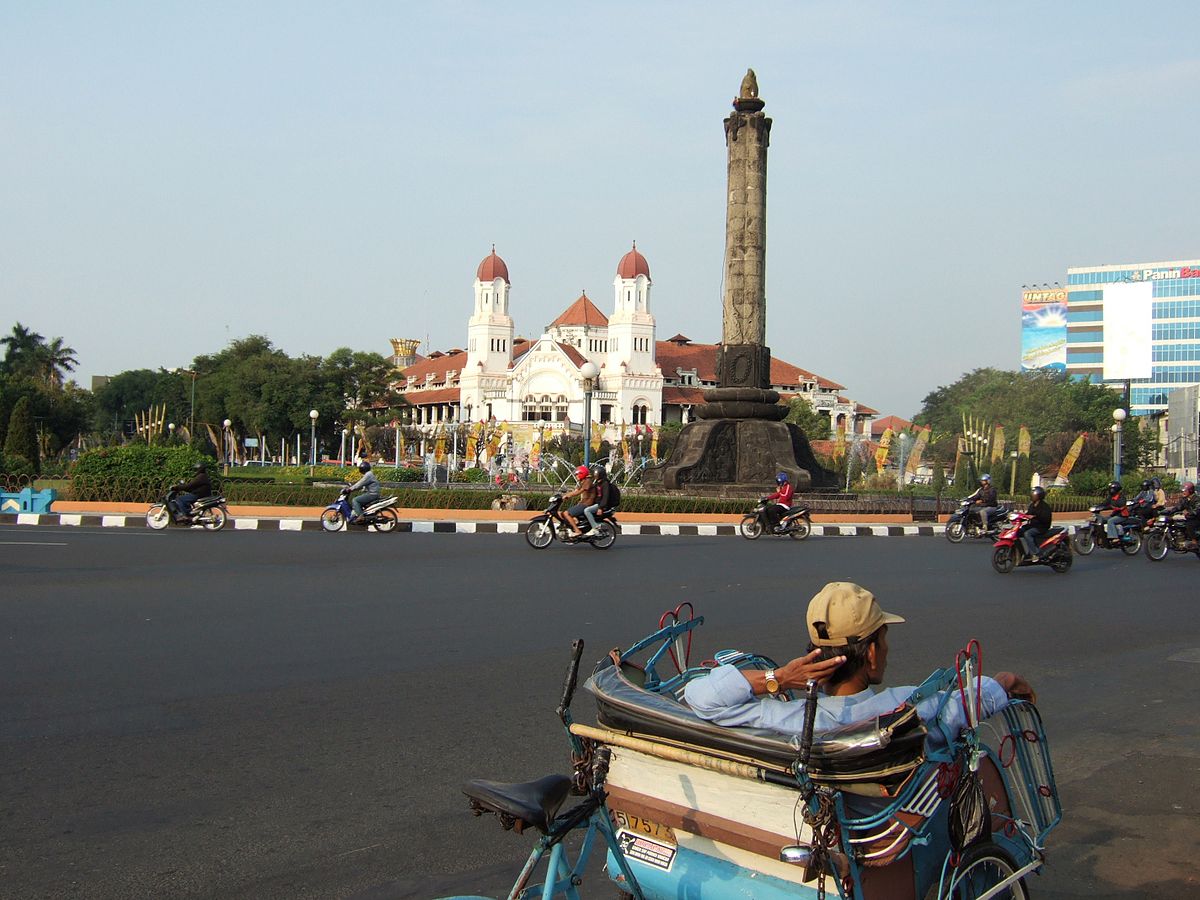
[3,1,1198,419]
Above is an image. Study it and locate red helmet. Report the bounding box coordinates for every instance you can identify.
[1184,482,1196,495]
[576,465,590,479]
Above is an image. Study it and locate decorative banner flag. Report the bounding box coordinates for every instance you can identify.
[530,439,541,469]
[1018,425,1031,458]
[906,426,931,475]
[833,419,847,460]
[875,427,894,474]
[1056,432,1087,482]
[650,427,659,461]
[991,425,1006,465]
[591,421,603,454]
[434,429,446,464]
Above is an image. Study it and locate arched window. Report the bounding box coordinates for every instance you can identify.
[554,394,568,422]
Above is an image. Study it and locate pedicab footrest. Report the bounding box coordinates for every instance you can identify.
[463,774,572,834]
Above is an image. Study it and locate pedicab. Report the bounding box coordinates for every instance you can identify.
[446,605,1060,900]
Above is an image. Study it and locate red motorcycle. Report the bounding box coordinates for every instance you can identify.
[991,510,1073,574]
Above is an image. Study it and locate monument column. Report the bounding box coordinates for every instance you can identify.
[643,70,832,493]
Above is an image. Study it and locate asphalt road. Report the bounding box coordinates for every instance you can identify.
[1,526,1197,899]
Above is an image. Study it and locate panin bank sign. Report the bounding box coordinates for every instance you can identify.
[1130,267,1200,281]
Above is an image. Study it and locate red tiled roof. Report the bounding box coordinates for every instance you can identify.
[616,243,651,279]
[558,343,587,367]
[550,293,608,328]
[663,386,707,405]
[654,340,846,392]
[476,248,509,283]
[666,333,691,344]
[399,386,462,405]
[854,402,879,415]
[400,349,468,387]
[871,415,913,436]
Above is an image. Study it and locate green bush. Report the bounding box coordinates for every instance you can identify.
[4,396,39,475]
[70,445,218,500]
[3,453,35,478]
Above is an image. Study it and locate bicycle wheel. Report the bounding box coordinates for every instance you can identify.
[146,505,170,530]
[591,521,617,549]
[945,521,965,543]
[1120,531,1142,555]
[788,517,811,541]
[372,508,399,533]
[1071,528,1094,555]
[1144,530,1168,561]
[320,509,345,532]
[739,516,762,540]
[201,507,227,531]
[941,843,1029,899]
[525,519,553,549]
[991,545,1015,574]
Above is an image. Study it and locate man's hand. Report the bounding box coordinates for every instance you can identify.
[994,671,1037,704]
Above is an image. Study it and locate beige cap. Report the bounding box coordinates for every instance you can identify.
[806,582,905,647]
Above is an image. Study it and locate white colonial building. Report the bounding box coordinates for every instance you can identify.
[394,246,876,440]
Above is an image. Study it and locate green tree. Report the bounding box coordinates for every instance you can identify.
[783,397,829,443]
[4,396,40,474]
[0,323,45,377]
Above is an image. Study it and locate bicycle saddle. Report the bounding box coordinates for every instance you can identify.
[462,774,572,834]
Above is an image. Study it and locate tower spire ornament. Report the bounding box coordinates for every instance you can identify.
[644,71,833,492]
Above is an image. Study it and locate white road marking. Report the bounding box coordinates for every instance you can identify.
[0,540,67,546]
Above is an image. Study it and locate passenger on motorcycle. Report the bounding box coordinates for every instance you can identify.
[1106,479,1156,541]
[764,472,794,532]
[1020,485,1054,561]
[1152,477,1168,509]
[347,460,382,523]
[1166,482,1200,548]
[170,462,212,522]
[560,465,596,540]
[970,473,999,533]
[583,464,617,532]
[684,582,1036,749]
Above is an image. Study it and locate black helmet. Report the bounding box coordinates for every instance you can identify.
[1031,486,1046,500]
[193,462,207,473]
[1141,479,1152,490]
[591,464,607,481]
[358,460,371,473]
[1107,481,1121,495]
[1151,478,1162,490]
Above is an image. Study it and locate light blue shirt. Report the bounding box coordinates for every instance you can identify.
[683,664,1009,749]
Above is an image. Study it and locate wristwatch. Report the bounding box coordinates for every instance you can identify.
[764,669,780,695]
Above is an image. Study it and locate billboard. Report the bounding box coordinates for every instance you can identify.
[1102,281,1152,380]
[1021,288,1068,372]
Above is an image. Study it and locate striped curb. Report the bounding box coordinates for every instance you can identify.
[2,513,945,536]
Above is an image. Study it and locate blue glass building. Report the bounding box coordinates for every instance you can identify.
[1065,259,1200,415]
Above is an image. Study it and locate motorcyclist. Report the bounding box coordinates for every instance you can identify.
[347,460,382,524]
[583,464,617,533]
[969,474,999,534]
[765,472,794,532]
[171,462,212,522]
[1151,477,1168,509]
[561,465,596,540]
[1166,482,1200,549]
[1021,485,1053,561]
[1107,479,1156,542]
[1099,480,1128,543]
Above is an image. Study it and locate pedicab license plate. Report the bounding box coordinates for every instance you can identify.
[611,809,677,871]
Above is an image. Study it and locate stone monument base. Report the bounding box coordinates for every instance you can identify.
[642,417,833,492]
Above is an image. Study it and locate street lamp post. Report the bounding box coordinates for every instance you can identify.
[168,422,175,445]
[1112,408,1127,480]
[580,362,599,467]
[897,432,909,488]
[309,409,319,472]
[222,418,232,472]
[1009,450,1019,495]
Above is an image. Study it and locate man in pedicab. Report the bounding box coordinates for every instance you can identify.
[684,581,1036,748]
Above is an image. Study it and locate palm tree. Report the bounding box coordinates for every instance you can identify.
[0,323,46,375]
[40,337,78,388]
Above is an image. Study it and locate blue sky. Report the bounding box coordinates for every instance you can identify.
[3,1,1197,418]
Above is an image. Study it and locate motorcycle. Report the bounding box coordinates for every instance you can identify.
[147,488,230,531]
[1071,503,1149,556]
[320,487,399,532]
[945,498,1011,543]
[739,498,812,540]
[442,609,1060,900]
[992,510,1072,573]
[1143,512,1200,561]
[525,494,617,550]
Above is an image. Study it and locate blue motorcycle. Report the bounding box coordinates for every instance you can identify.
[319,487,399,532]
[441,609,1060,900]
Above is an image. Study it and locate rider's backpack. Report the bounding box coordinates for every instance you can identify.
[605,481,621,510]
